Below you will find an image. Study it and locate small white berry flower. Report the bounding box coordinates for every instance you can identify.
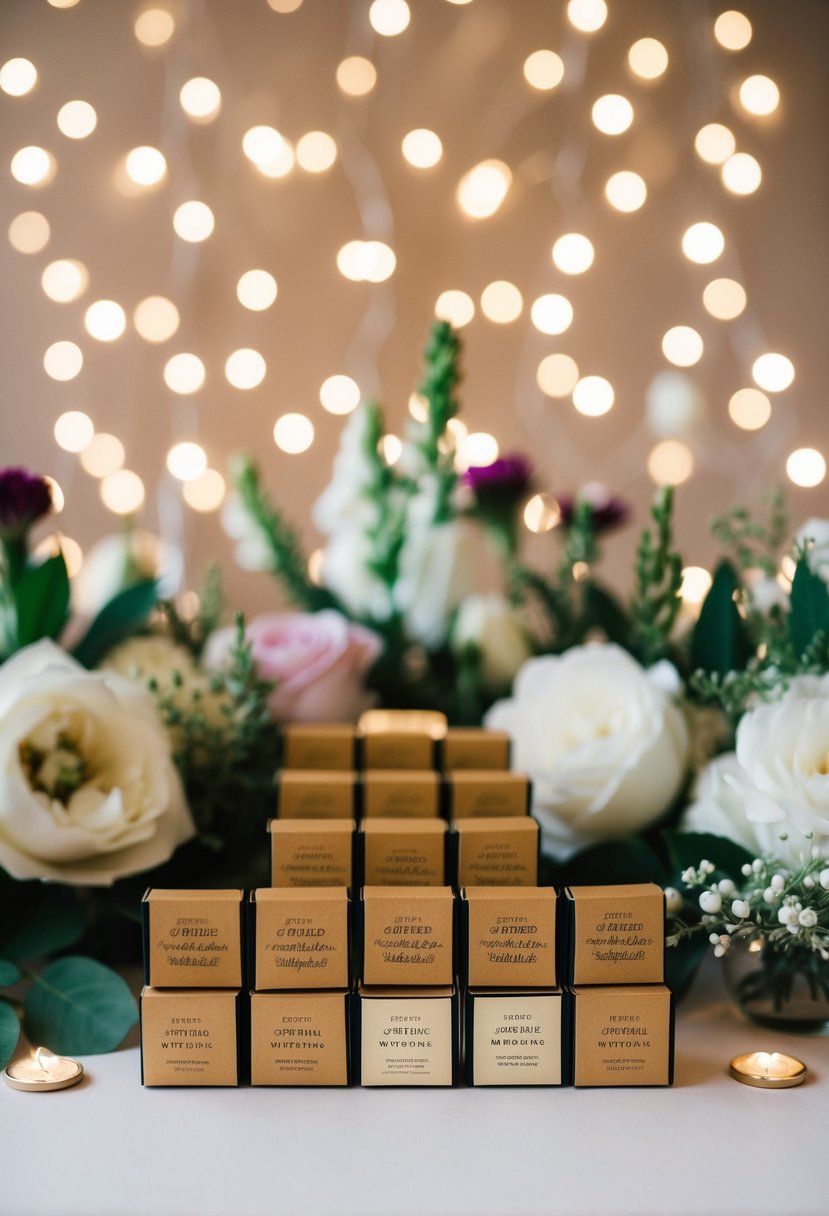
[798,908,818,928]
[709,932,721,944]
[752,859,763,874]
[718,879,737,897]
[804,876,815,889]
[700,890,722,914]
[778,905,799,926]
[771,874,785,893]
[763,887,778,904]
[700,860,715,875]
[714,943,727,958]
[732,899,751,919]
[820,869,829,890]
[664,887,683,915]
[741,863,753,877]
[681,867,696,884]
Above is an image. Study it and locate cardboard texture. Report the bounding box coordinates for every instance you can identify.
[268,819,355,888]
[465,988,567,1086]
[361,770,440,818]
[441,728,511,771]
[276,771,357,819]
[354,985,458,1087]
[140,987,243,1086]
[446,771,530,819]
[453,817,539,887]
[250,990,350,1086]
[281,723,356,771]
[142,889,244,988]
[360,886,455,985]
[360,819,447,886]
[461,887,556,987]
[564,883,666,984]
[358,709,446,770]
[248,888,350,990]
[570,984,674,1087]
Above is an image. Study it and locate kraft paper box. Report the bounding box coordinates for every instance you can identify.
[360,819,447,886]
[281,723,356,771]
[250,990,350,1086]
[358,709,446,770]
[268,818,355,888]
[461,887,557,987]
[570,984,674,1087]
[248,888,350,990]
[452,817,539,887]
[445,772,530,819]
[359,886,455,985]
[465,988,569,1087]
[142,889,244,988]
[140,987,245,1086]
[441,728,511,772]
[361,770,440,819]
[352,985,459,1087]
[563,883,665,985]
[276,770,357,820]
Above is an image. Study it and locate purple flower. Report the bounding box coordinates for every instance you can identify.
[464,454,533,498]
[557,488,630,535]
[0,468,53,541]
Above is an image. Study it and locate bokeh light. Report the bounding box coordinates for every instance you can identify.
[628,38,669,80]
[680,566,713,606]
[435,290,475,327]
[320,375,361,415]
[225,348,266,390]
[0,58,38,97]
[530,294,573,335]
[179,77,221,122]
[566,0,607,33]
[523,50,564,90]
[786,448,825,488]
[738,74,779,116]
[8,211,50,254]
[661,326,704,367]
[11,146,56,187]
[43,340,82,381]
[237,269,278,311]
[167,441,208,482]
[382,435,403,465]
[537,353,579,397]
[480,281,523,323]
[173,200,215,242]
[721,152,762,194]
[101,469,145,515]
[125,145,167,187]
[524,493,561,533]
[134,9,175,47]
[457,432,499,470]
[714,10,752,50]
[572,375,614,417]
[56,100,97,139]
[592,94,634,135]
[134,296,180,342]
[274,413,314,454]
[694,123,736,165]
[80,433,125,478]
[296,131,338,172]
[164,353,206,395]
[183,469,226,512]
[84,299,126,342]
[604,171,647,211]
[648,439,694,485]
[54,410,94,453]
[682,222,724,263]
[369,0,411,36]
[44,476,64,514]
[35,533,83,578]
[728,387,771,430]
[41,258,88,303]
[752,353,794,392]
[401,129,443,169]
[703,278,746,320]
[456,160,511,219]
[336,240,396,282]
[336,56,377,96]
[552,233,594,275]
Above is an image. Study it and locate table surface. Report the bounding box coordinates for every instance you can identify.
[2,956,825,1216]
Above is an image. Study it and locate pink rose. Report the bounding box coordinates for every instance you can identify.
[204,611,382,723]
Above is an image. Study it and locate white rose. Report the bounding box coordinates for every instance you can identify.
[683,675,829,865]
[796,518,829,581]
[452,594,532,692]
[0,640,194,885]
[485,643,690,859]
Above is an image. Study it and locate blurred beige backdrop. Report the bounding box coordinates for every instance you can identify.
[1,0,827,615]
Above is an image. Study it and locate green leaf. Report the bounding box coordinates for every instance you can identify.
[663,829,754,882]
[0,886,85,963]
[555,838,668,886]
[72,579,158,669]
[665,934,708,1002]
[789,557,829,659]
[0,999,20,1070]
[584,582,632,648]
[24,956,138,1055]
[13,554,70,649]
[0,960,22,986]
[691,560,752,676]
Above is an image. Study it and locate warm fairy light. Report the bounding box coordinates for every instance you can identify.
[242,126,285,167]
[435,290,475,328]
[523,493,561,534]
[164,353,205,395]
[604,171,647,212]
[572,375,614,417]
[320,374,361,415]
[480,281,523,323]
[786,448,826,489]
[681,566,713,605]
[662,326,703,367]
[738,74,779,116]
[446,418,468,446]
[225,348,266,390]
[721,152,761,195]
[84,300,126,342]
[1,59,38,97]
[54,410,94,453]
[8,211,50,254]
[457,432,499,471]
[57,101,97,139]
[47,0,82,7]
[752,353,794,392]
[11,147,56,187]
[703,278,746,320]
[41,259,88,303]
[382,435,403,465]
[125,146,166,187]
[537,353,579,397]
[179,77,221,122]
[336,240,396,283]
[456,160,511,220]
[694,123,736,165]
[183,468,226,512]
[43,341,82,381]
[134,8,175,47]
[134,296,179,342]
[592,94,634,136]
[80,433,125,477]
[409,393,428,422]
[682,222,724,264]
[627,38,668,80]
[101,469,145,515]
[552,233,594,275]
[530,294,573,336]
[714,10,752,50]
[523,50,564,90]
[307,547,324,585]
[166,441,207,482]
[728,387,771,430]
[35,533,83,577]
[274,412,314,454]
[267,0,303,9]
[44,477,65,513]
[566,0,607,33]
[401,130,443,169]
[237,270,278,311]
[648,439,694,486]
[173,200,214,242]
[256,140,295,178]
[296,131,337,172]
[369,0,410,36]
[336,56,377,96]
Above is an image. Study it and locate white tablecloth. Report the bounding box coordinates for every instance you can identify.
[2,957,825,1216]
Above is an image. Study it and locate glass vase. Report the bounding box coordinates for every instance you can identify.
[722,931,829,1034]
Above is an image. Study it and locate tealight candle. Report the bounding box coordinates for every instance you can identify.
[4,1046,84,1093]
[729,1050,807,1089]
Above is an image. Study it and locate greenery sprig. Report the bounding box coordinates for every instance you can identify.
[630,487,683,666]
[414,319,462,524]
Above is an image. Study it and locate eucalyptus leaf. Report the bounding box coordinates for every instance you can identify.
[663,829,754,883]
[0,886,85,963]
[24,956,138,1055]
[0,999,20,1070]
[12,554,70,649]
[0,960,22,987]
[789,557,829,659]
[691,560,752,676]
[72,579,158,669]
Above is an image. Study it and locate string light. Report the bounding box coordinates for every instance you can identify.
[552,233,594,274]
[35,533,83,577]
[480,281,523,323]
[243,126,285,166]
[56,101,97,139]
[694,123,736,165]
[721,152,761,194]
[167,442,207,482]
[401,130,443,169]
[627,38,669,80]
[164,353,205,395]
[523,493,561,533]
[409,394,428,422]
[11,147,56,187]
[41,259,88,303]
[307,548,324,585]
[225,348,266,390]
[648,440,694,486]
[183,469,226,512]
[786,448,825,488]
[752,353,794,392]
[728,388,771,430]
[320,375,361,415]
[682,222,724,263]
[457,432,499,470]
[680,566,713,606]
[173,201,214,242]
[179,78,221,123]
[267,0,303,10]
[8,211,50,254]
[456,160,511,219]
[0,58,38,97]
[47,0,82,7]
[382,435,402,465]
[100,469,145,515]
[604,171,647,211]
[566,0,607,34]
[44,477,65,513]
[296,131,337,172]
[336,241,396,282]
[530,294,573,335]
[738,74,780,116]
[714,11,752,50]
[125,145,166,187]
[43,341,82,381]
[369,0,411,37]
[256,140,295,178]
[274,413,314,454]
[662,326,704,367]
[237,270,278,311]
[536,353,579,397]
[80,433,125,478]
[336,57,376,96]
[134,296,179,342]
[592,94,634,136]
[703,278,746,320]
[134,9,175,47]
[523,50,564,90]
[435,290,475,327]
[54,411,94,453]
[84,300,126,342]
[572,376,614,417]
